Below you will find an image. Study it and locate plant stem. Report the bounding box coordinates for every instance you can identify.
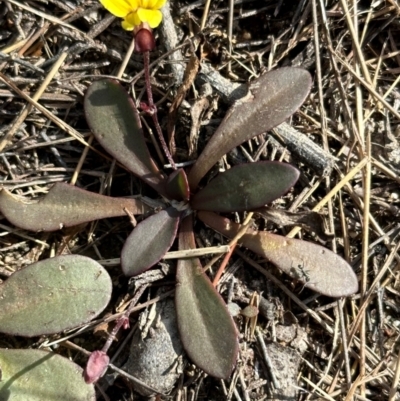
[143,50,176,169]
[101,284,148,354]
[212,212,254,286]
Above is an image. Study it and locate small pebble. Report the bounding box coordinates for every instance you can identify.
[123,298,184,396]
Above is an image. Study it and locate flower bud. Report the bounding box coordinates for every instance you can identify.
[135,27,156,53]
[84,350,110,384]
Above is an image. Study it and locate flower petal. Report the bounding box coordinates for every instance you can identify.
[152,0,166,9]
[147,0,157,7]
[121,19,135,30]
[125,11,142,27]
[137,8,162,28]
[141,0,150,8]
[100,0,131,17]
[126,0,139,9]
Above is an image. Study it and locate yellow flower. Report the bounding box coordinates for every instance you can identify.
[100,0,166,30]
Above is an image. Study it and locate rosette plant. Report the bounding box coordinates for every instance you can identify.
[0,67,358,384]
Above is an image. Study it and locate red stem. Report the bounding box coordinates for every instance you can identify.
[212,242,237,287]
[101,284,148,354]
[143,51,176,169]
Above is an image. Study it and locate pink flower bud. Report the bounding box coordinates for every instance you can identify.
[121,316,130,330]
[84,350,110,384]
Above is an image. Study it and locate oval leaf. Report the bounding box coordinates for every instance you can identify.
[0,348,95,401]
[198,212,358,297]
[0,255,112,336]
[188,67,312,189]
[191,161,299,212]
[0,183,150,232]
[121,208,180,276]
[175,216,238,379]
[165,168,190,202]
[84,79,166,195]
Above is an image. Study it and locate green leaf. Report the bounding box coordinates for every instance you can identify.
[0,348,95,401]
[191,161,299,212]
[0,255,112,336]
[84,79,166,195]
[198,212,359,297]
[121,208,180,276]
[175,216,238,379]
[0,183,150,232]
[165,168,190,202]
[188,67,312,190]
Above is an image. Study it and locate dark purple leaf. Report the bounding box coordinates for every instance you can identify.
[84,79,166,195]
[198,212,358,297]
[175,216,238,379]
[191,161,299,212]
[188,67,312,189]
[165,168,190,202]
[0,255,112,336]
[121,208,180,276]
[0,183,150,232]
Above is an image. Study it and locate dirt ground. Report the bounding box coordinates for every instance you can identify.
[1,0,400,400]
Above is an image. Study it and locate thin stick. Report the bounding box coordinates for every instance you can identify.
[338,0,372,85]
[287,158,368,238]
[256,327,280,389]
[372,158,400,185]
[236,249,334,334]
[166,245,230,259]
[301,376,336,401]
[200,0,211,29]
[18,22,51,57]
[0,223,49,248]
[359,129,372,396]
[227,0,234,74]
[0,52,68,151]
[101,285,148,354]
[1,38,29,53]
[96,246,231,267]
[350,2,369,394]
[389,346,400,401]
[334,52,400,121]
[62,340,162,394]
[42,290,175,348]
[363,74,400,122]
[117,35,136,78]
[338,298,352,387]
[5,0,88,37]
[347,241,400,345]
[70,136,93,185]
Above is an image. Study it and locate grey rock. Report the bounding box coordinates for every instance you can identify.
[266,342,302,400]
[123,298,184,396]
